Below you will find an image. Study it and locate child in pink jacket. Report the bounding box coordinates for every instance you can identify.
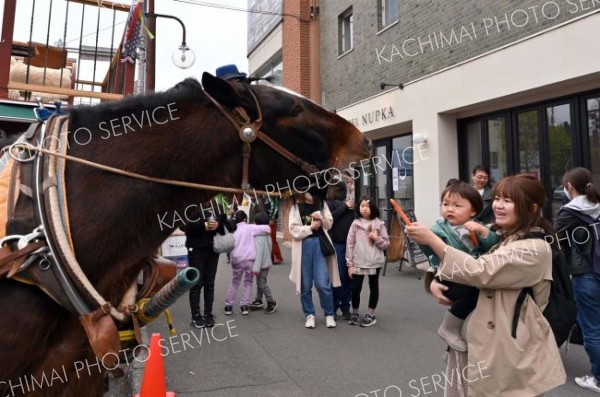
[224,211,270,315]
[346,197,390,327]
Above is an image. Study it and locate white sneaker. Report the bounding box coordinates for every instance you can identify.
[305,315,316,329]
[325,315,336,328]
[575,375,600,394]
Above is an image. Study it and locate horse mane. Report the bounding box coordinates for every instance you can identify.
[68,78,206,130]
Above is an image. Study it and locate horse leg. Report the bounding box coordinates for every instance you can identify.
[0,281,62,394]
[0,281,107,397]
[24,319,106,397]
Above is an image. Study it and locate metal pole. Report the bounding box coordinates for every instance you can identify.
[145,12,187,45]
[0,0,17,99]
[145,0,155,92]
[135,34,146,95]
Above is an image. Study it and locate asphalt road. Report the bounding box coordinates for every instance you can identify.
[144,244,596,397]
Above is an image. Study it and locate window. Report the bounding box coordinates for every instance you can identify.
[465,122,482,179]
[338,7,353,55]
[547,103,573,219]
[517,110,541,177]
[586,96,600,193]
[379,0,399,30]
[487,117,507,183]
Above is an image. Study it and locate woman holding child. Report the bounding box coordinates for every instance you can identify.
[407,174,566,397]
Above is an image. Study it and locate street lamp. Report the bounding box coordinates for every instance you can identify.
[145,12,196,69]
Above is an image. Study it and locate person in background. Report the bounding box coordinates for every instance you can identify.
[471,165,494,225]
[289,192,340,329]
[446,178,460,187]
[251,211,278,314]
[182,205,230,329]
[215,64,248,83]
[267,196,284,264]
[555,167,600,394]
[346,197,390,327]
[224,211,270,315]
[326,176,354,320]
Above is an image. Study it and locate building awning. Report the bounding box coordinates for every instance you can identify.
[0,102,37,122]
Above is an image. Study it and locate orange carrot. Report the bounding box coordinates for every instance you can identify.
[469,231,479,246]
[389,199,411,226]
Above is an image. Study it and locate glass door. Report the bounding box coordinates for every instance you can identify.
[487,116,508,184]
[517,109,541,178]
[392,135,415,212]
[358,142,390,214]
[547,103,573,219]
[358,136,415,227]
[585,95,600,188]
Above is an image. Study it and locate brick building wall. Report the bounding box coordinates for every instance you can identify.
[280,0,319,241]
[282,0,312,97]
[320,0,599,110]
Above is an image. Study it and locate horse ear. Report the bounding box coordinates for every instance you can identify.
[202,72,243,109]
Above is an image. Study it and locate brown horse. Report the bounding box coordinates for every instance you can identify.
[0,73,370,396]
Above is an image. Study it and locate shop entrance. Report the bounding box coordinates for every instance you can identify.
[358,134,415,227]
[459,90,600,221]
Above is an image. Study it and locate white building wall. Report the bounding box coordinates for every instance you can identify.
[248,23,282,75]
[337,12,600,225]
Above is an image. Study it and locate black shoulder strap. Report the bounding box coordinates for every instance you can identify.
[511,286,534,339]
[512,221,542,338]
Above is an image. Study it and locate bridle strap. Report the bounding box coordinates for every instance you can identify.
[203,88,321,189]
[255,125,320,175]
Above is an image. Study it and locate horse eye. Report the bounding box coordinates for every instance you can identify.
[291,105,303,117]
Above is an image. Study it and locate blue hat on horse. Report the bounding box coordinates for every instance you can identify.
[215,64,247,81]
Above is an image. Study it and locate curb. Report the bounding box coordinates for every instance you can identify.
[105,328,148,397]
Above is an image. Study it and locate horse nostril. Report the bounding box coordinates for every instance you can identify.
[364,137,373,153]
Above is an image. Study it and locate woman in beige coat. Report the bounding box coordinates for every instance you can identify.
[407,174,566,397]
[289,193,341,329]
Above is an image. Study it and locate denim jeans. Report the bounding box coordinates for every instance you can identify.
[332,243,352,313]
[300,237,334,316]
[573,273,600,381]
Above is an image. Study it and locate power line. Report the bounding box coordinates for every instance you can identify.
[173,0,311,22]
[65,20,126,45]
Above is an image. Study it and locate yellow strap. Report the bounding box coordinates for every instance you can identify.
[139,8,155,39]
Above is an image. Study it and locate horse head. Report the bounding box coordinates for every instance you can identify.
[201,72,372,195]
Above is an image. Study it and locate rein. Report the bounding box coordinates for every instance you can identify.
[4,86,325,199]
[4,144,278,197]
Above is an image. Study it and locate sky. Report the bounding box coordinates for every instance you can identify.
[1,0,249,92]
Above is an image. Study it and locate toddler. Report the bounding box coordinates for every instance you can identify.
[420,181,499,350]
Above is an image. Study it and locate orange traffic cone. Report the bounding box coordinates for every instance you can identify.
[135,333,176,397]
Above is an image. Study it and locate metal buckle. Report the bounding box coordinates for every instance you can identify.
[18,246,50,272]
[0,235,22,247]
[17,226,45,250]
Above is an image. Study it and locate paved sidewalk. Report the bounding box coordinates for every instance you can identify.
[142,243,595,397]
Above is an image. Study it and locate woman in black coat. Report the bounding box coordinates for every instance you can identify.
[181,204,233,328]
[554,167,600,394]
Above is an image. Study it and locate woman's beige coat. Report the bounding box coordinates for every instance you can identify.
[439,237,566,397]
[288,203,341,294]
